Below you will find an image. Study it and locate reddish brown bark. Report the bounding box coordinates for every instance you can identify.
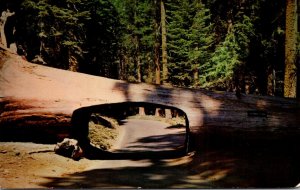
[1,48,300,142]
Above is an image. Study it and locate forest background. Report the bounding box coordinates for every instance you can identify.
[0,0,299,98]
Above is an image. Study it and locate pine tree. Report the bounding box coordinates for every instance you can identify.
[204,0,287,95]
[85,0,120,78]
[203,14,254,90]
[111,0,157,83]
[188,1,214,87]
[167,0,195,86]
[167,0,213,87]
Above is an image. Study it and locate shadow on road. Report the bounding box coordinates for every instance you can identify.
[40,143,300,188]
[45,116,300,188]
[85,145,186,160]
[122,133,185,151]
[83,132,187,161]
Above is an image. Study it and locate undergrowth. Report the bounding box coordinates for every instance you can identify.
[88,115,119,150]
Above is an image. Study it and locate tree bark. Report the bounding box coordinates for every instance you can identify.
[193,69,199,86]
[161,0,168,83]
[154,42,161,85]
[155,108,161,116]
[118,49,125,80]
[284,0,297,98]
[154,32,160,84]
[267,67,275,96]
[137,55,142,83]
[154,1,161,85]
[165,109,172,119]
[1,48,300,144]
[138,107,145,116]
[68,49,78,72]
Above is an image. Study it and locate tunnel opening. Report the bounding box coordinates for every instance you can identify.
[71,102,190,159]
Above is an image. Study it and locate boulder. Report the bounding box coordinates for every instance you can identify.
[54,138,83,160]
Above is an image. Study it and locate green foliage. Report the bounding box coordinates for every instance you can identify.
[111,0,157,82]
[167,0,213,87]
[167,0,192,86]
[17,0,120,76]
[202,15,255,89]
[18,0,90,69]
[10,0,287,95]
[194,0,287,93]
[84,0,120,78]
[188,2,214,87]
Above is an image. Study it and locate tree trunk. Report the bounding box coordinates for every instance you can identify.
[1,48,300,145]
[296,0,300,98]
[154,30,160,84]
[155,108,161,116]
[133,0,142,83]
[155,47,161,85]
[161,0,168,83]
[165,109,172,119]
[193,69,199,86]
[154,1,161,85]
[298,54,300,97]
[147,53,153,83]
[284,0,297,98]
[138,107,145,116]
[137,55,142,83]
[267,67,275,96]
[118,49,125,80]
[68,49,78,72]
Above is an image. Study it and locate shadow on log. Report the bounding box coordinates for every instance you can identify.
[0,47,300,151]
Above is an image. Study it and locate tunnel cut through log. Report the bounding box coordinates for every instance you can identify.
[70,102,190,153]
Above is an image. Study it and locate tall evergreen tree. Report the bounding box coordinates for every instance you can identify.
[111,0,157,83]
[203,14,254,90]
[167,0,195,86]
[84,0,120,78]
[167,0,213,87]
[188,1,214,87]
[204,0,287,95]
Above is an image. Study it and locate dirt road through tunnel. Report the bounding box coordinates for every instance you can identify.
[112,118,186,153]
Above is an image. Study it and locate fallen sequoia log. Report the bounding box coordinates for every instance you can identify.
[1,48,300,149]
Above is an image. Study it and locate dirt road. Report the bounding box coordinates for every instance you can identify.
[112,118,186,153]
